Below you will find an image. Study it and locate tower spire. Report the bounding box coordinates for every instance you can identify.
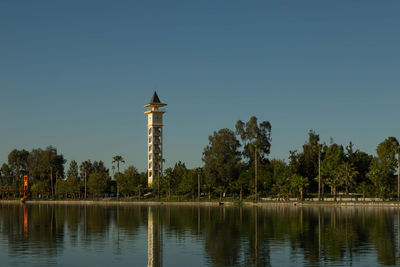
[149,91,162,104]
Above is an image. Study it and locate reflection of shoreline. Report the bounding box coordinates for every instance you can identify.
[0,203,399,266]
[3,200,400,208]
[0,200,232,206]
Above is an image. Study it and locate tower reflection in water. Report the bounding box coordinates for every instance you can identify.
[148,206,162,267]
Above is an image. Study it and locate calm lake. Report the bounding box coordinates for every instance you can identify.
[0,203,399,266]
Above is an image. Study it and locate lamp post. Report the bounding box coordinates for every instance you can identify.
[397,153,400,201]
[198,169,201,202]
[112,165,118,199]
[318,148,321,201]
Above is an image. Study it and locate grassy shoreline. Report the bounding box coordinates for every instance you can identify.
[2,199,400,208]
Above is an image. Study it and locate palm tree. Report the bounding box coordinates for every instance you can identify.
[112,155,125,174]
[316,144,322,200]
[290,174,309,201]
[326,173,342,202]
[80,160,91,199]
[112,155,125,198]
[357,182,368,201]
[337,162,358,196]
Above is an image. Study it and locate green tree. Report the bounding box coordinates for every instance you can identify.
[232,170,249,201]
[345,143,373,186]
[300,130,321,183]
[235,116,272,163]
[92,160,109,174]
[7,149,29,188]
[27,148,45,186]
[241,164,273,198]
[337,162,358,195]
[321,142,345,201]
[115,173,126,196]
[0,164,13,187]
[66,176,80,198]
[357,181,371,201]
[65,160,80,198]
[116,166,138,197]
[171,161,188,197]
[177,169,197,200]
[164,167,174,200]
[136,171,148,200]
[66,160,79,180]
[80,160,92,199]
[1,147,64,199]
[88,172,109,197]
[290,174,309,201]
[126,166,144,197]
[55,179,68,198]
[367,137,399,199]
[203,128,241,198]
[112,155,125,198]
[288,131,321,197]
[367,159,385,198]
[271,160,290,200]
[258,163,274,196]
[31,181,48,199]
[236,116,272,200]
[41,146,65,198]
[112,155,125,174]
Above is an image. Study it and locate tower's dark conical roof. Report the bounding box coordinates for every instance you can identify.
[150,91,161,104]
[145,91,167,107]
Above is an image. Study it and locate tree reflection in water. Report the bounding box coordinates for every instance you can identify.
[0,203,399,266]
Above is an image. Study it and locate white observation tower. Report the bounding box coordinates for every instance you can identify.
[144,92,167,187]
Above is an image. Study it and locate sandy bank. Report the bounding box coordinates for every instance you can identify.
[0,200,233,207]
[1,199,400,208]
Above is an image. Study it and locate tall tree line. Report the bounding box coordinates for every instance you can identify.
[0,116,399,201]
[201,118,400,201]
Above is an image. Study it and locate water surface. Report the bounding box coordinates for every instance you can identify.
[0,203,399,266]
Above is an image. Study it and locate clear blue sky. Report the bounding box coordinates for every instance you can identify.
[1,1,399,172]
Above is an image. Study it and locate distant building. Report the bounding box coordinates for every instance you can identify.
[144,92,167,187]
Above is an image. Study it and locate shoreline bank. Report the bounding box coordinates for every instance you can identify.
[2,199,400,208]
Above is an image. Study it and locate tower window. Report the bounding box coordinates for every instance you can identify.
[149,137,152,143]
[149,128,152,135]
[149,145,152,151]
[149,154,152,160]
[149,163,152,168]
